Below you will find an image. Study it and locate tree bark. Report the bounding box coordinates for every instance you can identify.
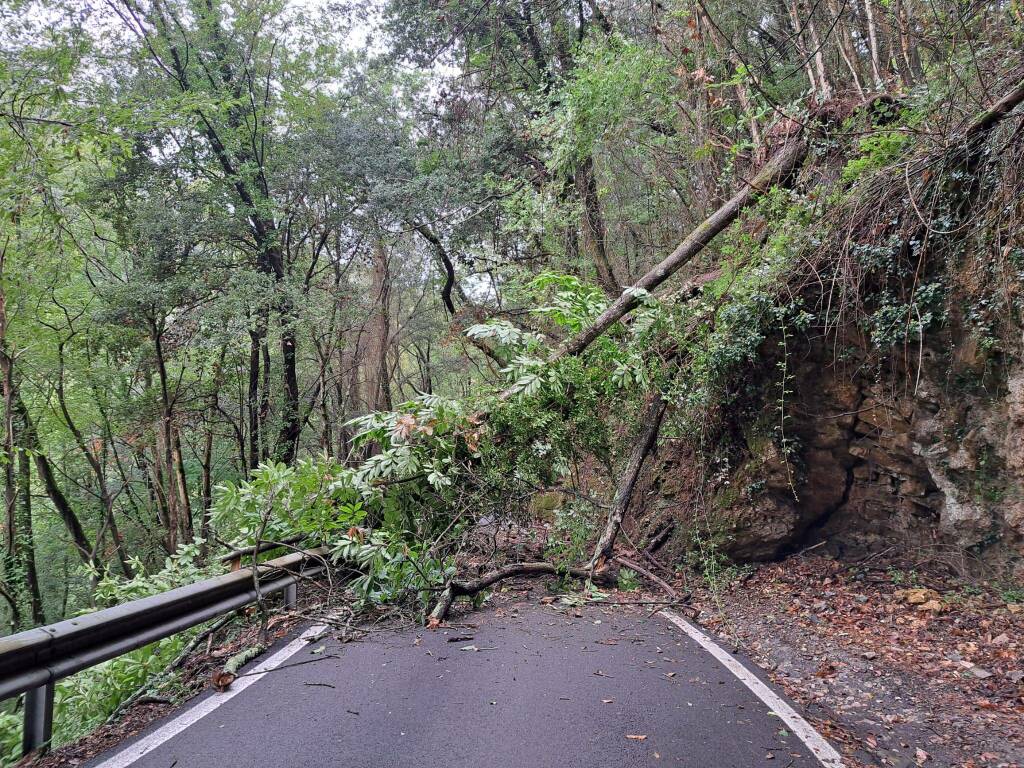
[246,323,262,473]
[430,561,617,621]
[588,391,667,570]
[576,156,621,297]
[0,275,44,624]
[15,422,43,623]
[16,395,97,569]
[200,346,227,556]
[369,239,393,412]
[275,302,303,464]
[861,0,885,86]
[151,319,192,549]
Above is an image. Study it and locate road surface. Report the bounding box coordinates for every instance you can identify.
[86,602,843,767]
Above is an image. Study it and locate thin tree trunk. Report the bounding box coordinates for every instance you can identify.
[862,0,884,86]
[828,0,865,98]
[370,239,393,412]
[151,320,189,549]
[1,261,17,559]
[16,395,97,569]
[805,13,834,100]
[17,441,43,623]
[275,311,302,464]
[260,336,272,461]
[576,156,621,296]
[588,392,668,570]
[1,271,44,623]
[787,0,822,94]
[200,347,227,556]
[171,427,193,543]
[247,324,261,473]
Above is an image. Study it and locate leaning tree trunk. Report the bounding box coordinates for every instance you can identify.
[496,132,810,402]
[16,395,96,569]
[588,391,668,571]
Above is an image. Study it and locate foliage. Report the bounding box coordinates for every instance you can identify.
[616,568,641,592]
[332,530,454,613]
[212,460,367,547]
[537,35,676,176]
[545,503,599,566]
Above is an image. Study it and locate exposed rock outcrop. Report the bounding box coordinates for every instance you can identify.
[639,331,1024,580]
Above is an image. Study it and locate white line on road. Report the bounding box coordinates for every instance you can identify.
[660,609,845,768]
[92,622,328,768]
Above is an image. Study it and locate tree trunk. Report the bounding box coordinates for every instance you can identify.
[275,316,302,464]
[805,12,834,101]
[1,284,44,624]
[501,133,808,387]
[199,347,226,556]
[16,442,43,623]
[151,320,191,549]
[576,156,621,296]
[16,396,97,569]
[369,239,393,412]
[588,391,668,570]
[861,0,885,86]
[247,324,262,473]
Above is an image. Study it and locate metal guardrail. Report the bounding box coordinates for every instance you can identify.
[0,546,328,758]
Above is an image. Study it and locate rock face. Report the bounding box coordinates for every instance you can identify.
[641,331,1024,579]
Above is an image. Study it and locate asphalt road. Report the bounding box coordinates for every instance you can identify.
[87,603,835,768]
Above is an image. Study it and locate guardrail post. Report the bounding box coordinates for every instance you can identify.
[22,681,54,756]
[283,582,297,610]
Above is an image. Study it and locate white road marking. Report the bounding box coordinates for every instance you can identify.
[94,609,843,768]
[661,609,845,768]
[93,623,328,768]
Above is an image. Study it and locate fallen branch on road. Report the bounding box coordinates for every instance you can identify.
[613,555,684,602]
[429,561,618,622]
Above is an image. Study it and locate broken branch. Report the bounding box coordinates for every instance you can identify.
[430,561,617,621]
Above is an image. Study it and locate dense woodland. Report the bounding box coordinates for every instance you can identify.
[1,0,1022,755]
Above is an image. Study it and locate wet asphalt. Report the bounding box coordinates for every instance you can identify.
[87,603,824,767]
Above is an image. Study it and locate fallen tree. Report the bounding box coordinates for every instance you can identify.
[430,81,1024,624]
